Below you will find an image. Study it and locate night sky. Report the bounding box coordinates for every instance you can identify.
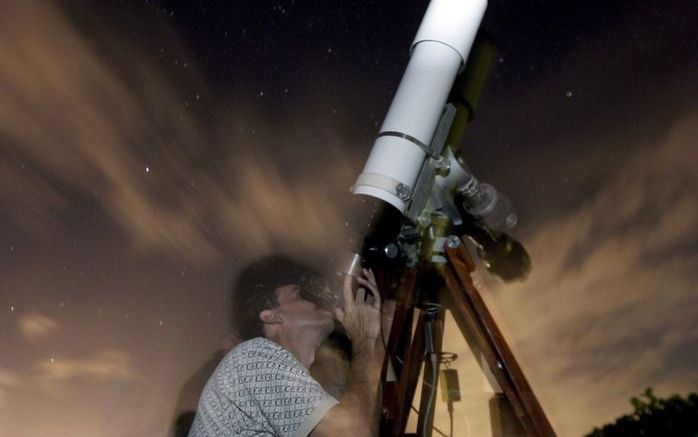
[1,1,696,436]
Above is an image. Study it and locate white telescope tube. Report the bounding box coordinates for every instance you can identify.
[352,0,487,212]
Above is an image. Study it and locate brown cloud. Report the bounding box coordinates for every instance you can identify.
[31,348,139,404]
[0,368,21,406]
[0,0,216,260]
[35,348,138,383]
[430,113,697,437]
[0,160,68,234]
[0,0,362,267]
[18,312,59,342]
[475,112,698,435]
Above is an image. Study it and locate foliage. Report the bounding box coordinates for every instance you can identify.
[585,388,698,437]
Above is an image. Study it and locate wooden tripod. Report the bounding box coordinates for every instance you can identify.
[380,235,556,436]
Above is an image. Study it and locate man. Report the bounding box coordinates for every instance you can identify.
[189,255,383,436]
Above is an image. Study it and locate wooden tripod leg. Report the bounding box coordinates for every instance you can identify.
[443,242,556,437]
[381,266,448,437]
[381,267,424,436]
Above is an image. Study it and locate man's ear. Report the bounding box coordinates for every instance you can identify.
[260,308,282,325]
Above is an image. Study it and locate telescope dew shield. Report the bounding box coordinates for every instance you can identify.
[352,0,488,213]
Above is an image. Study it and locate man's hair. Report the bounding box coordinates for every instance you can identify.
[231,254,326,340]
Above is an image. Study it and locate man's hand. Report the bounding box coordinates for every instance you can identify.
[334,269,382,344]
[311,269,383,437]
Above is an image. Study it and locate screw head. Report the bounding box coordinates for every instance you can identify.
[505,213,518,229]
[395,183,411,202]
[446,235,461,248]
[434,156,450,176]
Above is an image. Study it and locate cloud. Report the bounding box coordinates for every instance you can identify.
[35,348,139,383]
[0,0,364,267]
[18,312,59,342]
[479,112,698,435]
[466,0,696,228]
[0,0,216,260]
[0,368,21,406]
[30,348,140,402]
[0,159,68,234]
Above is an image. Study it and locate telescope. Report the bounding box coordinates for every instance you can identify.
[342,0,530,282]
[337,1,555,436]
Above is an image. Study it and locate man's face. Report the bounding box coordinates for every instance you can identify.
[272,284,336,334]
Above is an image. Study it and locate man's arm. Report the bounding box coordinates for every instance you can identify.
[310,269,384,437]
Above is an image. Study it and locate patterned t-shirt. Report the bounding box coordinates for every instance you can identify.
[189,337,338,437]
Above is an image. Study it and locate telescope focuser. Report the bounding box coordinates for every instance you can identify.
[457,173,518,230]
